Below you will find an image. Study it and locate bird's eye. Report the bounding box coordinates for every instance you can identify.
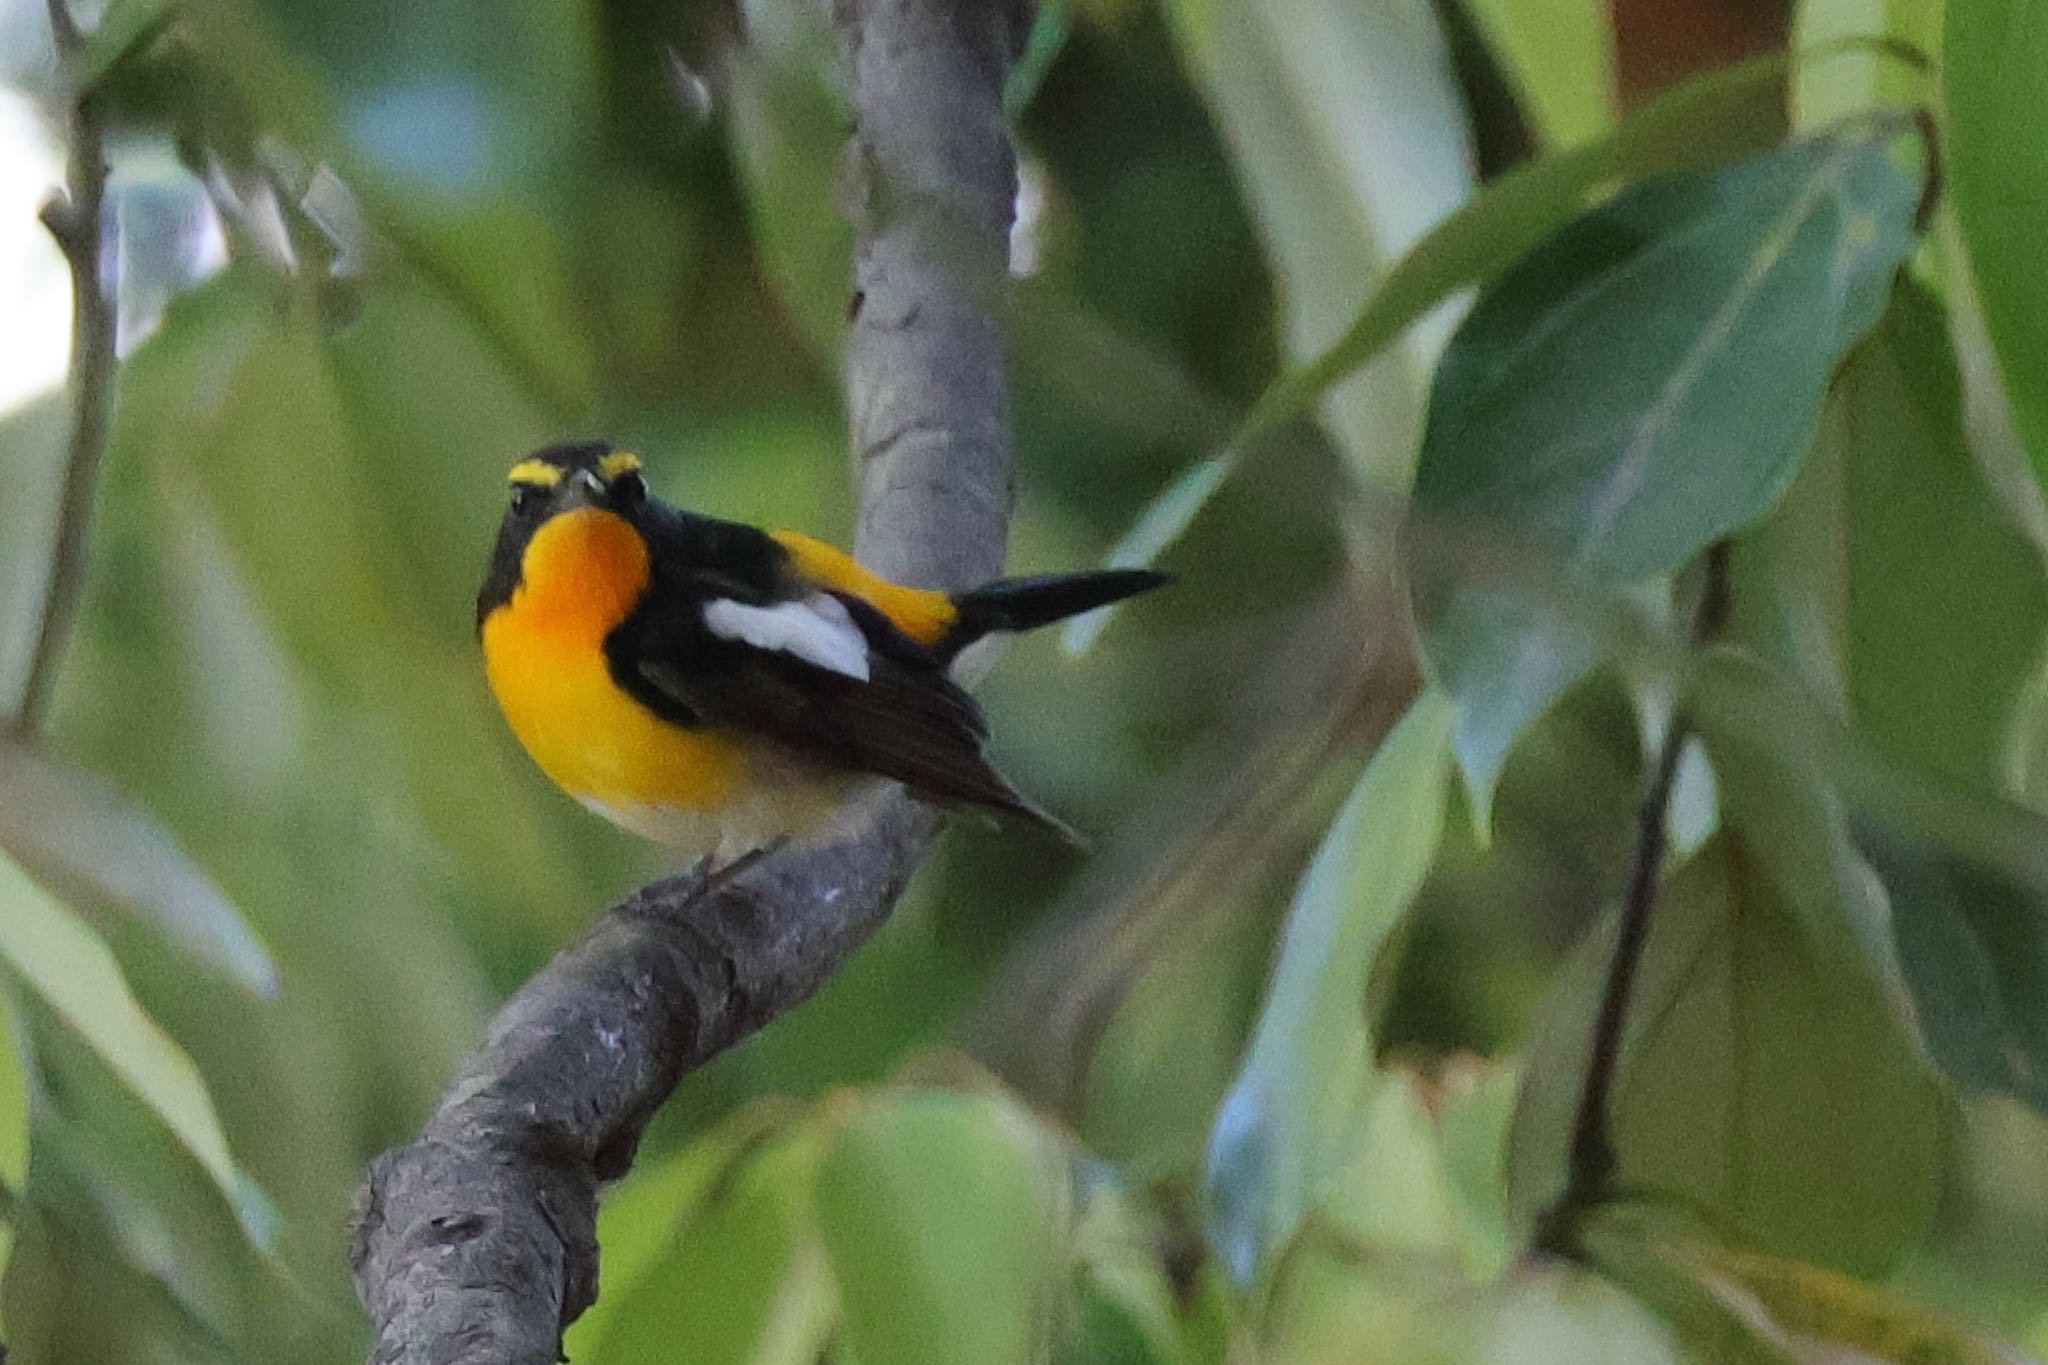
[510,484,542,517]
[609,470,646,506]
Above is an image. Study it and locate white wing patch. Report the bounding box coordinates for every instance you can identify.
[702,594,872,681]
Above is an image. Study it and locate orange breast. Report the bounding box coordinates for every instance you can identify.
[481,508,748,820]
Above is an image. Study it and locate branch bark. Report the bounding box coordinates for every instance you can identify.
[13,0,116,737]
[348,2,1027,1359]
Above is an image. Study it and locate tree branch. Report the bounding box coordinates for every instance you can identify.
[12,0,116,737]
[1538,539,1733,1256]
[347,2,1027,1359]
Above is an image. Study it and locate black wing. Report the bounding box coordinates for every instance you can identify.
[604,582,1070,835]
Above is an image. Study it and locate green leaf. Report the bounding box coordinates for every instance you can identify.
[0,850,264,1246]
[1313,1061,1517,1278]
[1063,455,1230,654]
[1838,280,2048,793]
[177,0,603,414]
[1006,0,1078,116]
[1696,670,1913,998]
[1262,1246,1688,1365]
[1074,48,1801,653]
[1416,126,1918,581]
[1462,0,1616,148]
[1942,213,2048,563]
[1204,689,1454,1284]
[1408,581,1609,837]
[1688,649,2048,890]
[1478,1265,1693,1365]
[1693,641,2048,1120]
[0,739,277,994]
[1679,1247,2022,1365]
[1060,1273,1182,1365]
[1314,1074,1463,1260]
[73,0,175,93]
[378,205,595,419]
[1076,896,1281,1183]
[1791,1,1937,131]
[1509,836,1943,1277]
[322,83,597,401]
[117,268,590,928]
[582,1125,833,1365]
[725,6,854,357]
[0,996,25,1196]
[1858,822,2048,1116]
[1722,374,1853,709]
[0,990,28,1331]
[1423,1057,1519,1277]
[0,393,66,709]
[1263,50,1800,479]
[564,1103,802,1359]
[1719,272,2048,816]
[1586,1206,2024,1365]
[1414,126,1923,816]
[1947,0,2048,494]
[1164,0,1474,487]
[1060,1182,1194,1365]
[814,1090,1070,1365]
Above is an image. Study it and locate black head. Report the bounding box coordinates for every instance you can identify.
[475,440,651,627]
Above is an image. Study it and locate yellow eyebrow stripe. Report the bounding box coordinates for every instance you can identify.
[506,459,564,487]
[599,450,643,481]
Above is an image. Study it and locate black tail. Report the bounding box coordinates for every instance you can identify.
[941,569,1170,660]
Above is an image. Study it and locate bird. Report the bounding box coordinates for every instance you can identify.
[477,440,1168,863]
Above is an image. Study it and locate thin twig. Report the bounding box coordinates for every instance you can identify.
[13,0,117,737]
[1538,540,1732,1256]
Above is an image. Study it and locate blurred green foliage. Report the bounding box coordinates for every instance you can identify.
[4,0,2048,1362]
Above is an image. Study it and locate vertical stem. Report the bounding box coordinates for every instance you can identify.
[840,0,1028,592]
[1539,540,1731,1254]
[12,0,117,737]
[1559,710,1688,1192]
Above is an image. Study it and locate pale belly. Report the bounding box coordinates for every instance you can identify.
[577,778,878,862]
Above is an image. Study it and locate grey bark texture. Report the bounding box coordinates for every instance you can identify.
[347,2,1027,1359]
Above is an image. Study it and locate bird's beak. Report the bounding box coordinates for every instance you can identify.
[559,467,607,509]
